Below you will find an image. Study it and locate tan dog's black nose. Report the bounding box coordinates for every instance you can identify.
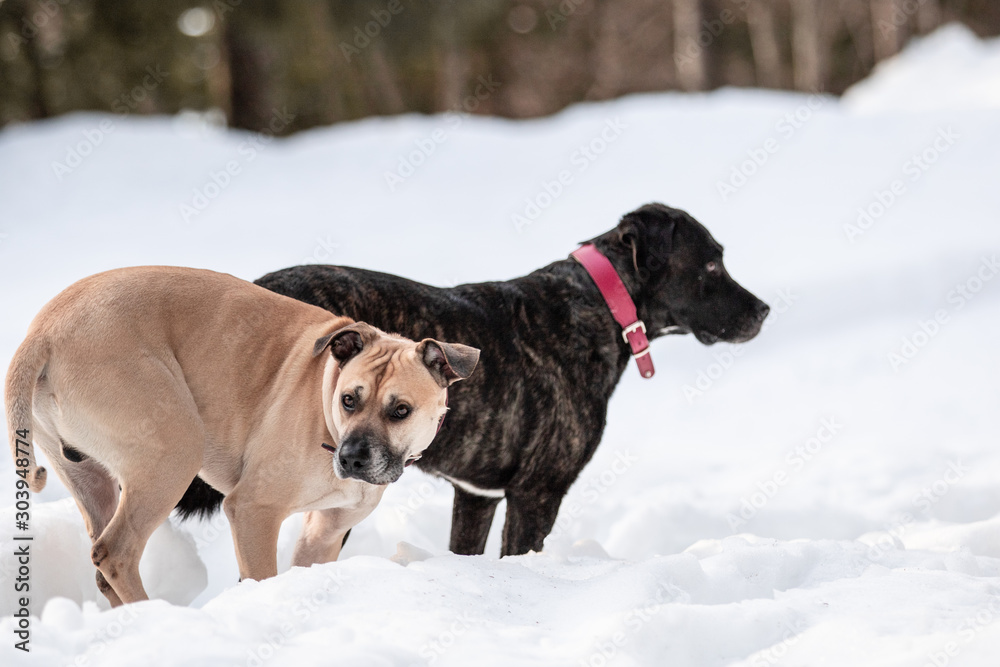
[338,438,371,473]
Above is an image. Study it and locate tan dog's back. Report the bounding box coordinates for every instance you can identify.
[23,267,340,483]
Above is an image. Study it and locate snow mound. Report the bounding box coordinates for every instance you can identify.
[0,500,205,617]
[4,538,1000,666]
[843,23,1000,113]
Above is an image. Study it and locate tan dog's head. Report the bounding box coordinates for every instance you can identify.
[314,322,480,485]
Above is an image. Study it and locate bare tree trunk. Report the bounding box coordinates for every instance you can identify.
[207,27,233,122]
[25,36,50,119]
[224,19,271,132]
[586,0,625,100]
[917,0,941,34]
[816,0,847,92]
[791,0,823,91]
[673,0,705,91]
[839,0,874,69]
[21,0,63,120]
[746,0,784,89]
[871,0,901,62]
[368,46,405,115]
[435,46,468,112]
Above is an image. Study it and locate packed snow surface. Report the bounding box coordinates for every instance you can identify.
[2,24,1000,667]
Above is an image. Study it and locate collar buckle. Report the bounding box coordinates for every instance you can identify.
[622,320,647,343]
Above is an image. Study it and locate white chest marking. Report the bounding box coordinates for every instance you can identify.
[441,474,506,499]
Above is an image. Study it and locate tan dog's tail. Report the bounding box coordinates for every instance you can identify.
[5,336,48,492]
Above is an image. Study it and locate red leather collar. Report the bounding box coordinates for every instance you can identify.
[571,243,655,379]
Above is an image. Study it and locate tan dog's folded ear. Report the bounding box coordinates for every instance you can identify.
[313,322,375,362]
[418,340,481,387]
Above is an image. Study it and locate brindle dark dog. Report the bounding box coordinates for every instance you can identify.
[177,203,769,556]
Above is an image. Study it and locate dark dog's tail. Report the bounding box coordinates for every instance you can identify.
[175,476,225,519]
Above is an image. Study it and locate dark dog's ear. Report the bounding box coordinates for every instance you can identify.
[618,203,676,277]
[418,340,481,387]
[314,322,375,362]
[618,211,646,274]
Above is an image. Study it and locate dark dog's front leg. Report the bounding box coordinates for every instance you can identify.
[449,486,502,555]
[500,491,564,556]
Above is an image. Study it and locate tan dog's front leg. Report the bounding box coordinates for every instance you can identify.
[223,494,285,581]
[292,509,356,568]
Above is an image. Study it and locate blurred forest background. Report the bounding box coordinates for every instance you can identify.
[1,0,998,135]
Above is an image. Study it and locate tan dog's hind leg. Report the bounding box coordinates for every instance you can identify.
[87,411,204,606]
[223,490,285,582]
[55,457,123,605]
[291,509,356,567]
[91,452,202,606]
[41,429,124,605]
[46,353,208,606]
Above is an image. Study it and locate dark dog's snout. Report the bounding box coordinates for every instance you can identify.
[756,301,770,321]
[731,296,769,342]
[338,438,371,473]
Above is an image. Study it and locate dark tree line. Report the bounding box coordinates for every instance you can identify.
[1,0,998,135]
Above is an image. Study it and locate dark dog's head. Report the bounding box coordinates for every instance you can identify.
[596,203,769,345]
[316,322,480,485]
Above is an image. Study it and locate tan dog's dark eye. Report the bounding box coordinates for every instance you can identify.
[342,395,356,411]
[393,405,410,420]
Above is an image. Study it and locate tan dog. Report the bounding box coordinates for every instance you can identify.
[4,266,479,607]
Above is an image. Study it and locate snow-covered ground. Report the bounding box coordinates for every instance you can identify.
[2,22,1000,667]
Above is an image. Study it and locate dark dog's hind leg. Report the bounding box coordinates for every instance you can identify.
[449,486,502,556]
[501,490,564,557]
